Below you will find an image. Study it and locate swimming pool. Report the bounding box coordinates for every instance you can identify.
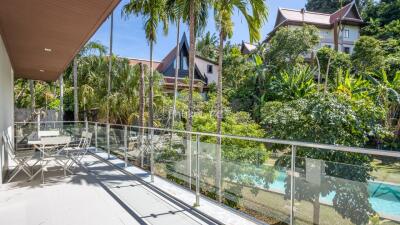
[249,171,400,218]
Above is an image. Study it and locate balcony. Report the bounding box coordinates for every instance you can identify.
[2,121,399,225]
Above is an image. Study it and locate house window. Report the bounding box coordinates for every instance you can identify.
[181,55,188,70]
[320,31,329,38]
[344,47,350,54]
[344,29,350,38]
[207,65,213,73]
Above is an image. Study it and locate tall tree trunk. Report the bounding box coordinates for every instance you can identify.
[216,29,224,203]
[315,54,321,92]
[324,56,331,94]
[187,0,195,133]
[107,12,114,124]
[139,63,145,167]
[171,19,181,131]
[59,74,64,121]
[149,41,154,128]
[73,57,79,121]
[139,63,145,129]
[186,0,196,189]
[29,80,35,112]
[83,97,87,122]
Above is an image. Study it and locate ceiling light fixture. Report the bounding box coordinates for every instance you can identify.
[39,69,45,72]
[44,48,52,52]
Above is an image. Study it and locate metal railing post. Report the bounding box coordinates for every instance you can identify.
[290,145,297,225]
[124,125,128,168]
[216,140,222,203]
[95,122,98,151]
[37,112,40,135]
[150,129,154,182]
[187,134,192,189]
[141,131,145,168]
[195,134,200,207]
[107,123,110,159]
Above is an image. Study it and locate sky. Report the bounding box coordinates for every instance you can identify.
[90,0,307,61]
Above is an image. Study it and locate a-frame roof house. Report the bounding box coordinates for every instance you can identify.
[157,33,207,83]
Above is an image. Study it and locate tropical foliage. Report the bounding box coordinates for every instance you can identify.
[14,0,400,224]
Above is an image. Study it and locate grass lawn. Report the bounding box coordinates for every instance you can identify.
[371,156,400,184]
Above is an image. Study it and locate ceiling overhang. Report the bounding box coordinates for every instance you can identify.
[0,0,120,81]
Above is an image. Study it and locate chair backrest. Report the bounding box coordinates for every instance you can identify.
[41,136,71,146]
[40,136,71,156]
[83,132,92,147]
[38,130,60,138]
[2,132,15,157]
[81,131,92,139]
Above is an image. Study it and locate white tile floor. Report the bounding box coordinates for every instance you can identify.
[0,151,266,225]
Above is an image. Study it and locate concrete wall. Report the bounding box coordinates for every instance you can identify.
[0,33,14,184]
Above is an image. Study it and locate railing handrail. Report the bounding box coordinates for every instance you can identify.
[15,120,400,157]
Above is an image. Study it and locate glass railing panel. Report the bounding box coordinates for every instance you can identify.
[292,148,400,225]
[197,137,218,199]
[217,137,291,225]
[96,123,107,151]
[370,154,400,224]
[153,130,192,189]
[87,122,96,147]
[14,122,38,150]
[58,121,84,138]
[126,126,142,168]
[108,124,125,162]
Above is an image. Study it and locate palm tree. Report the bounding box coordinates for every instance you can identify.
[166,0,185,131]
[196,31,218,60]
[177,0,209,133]
[213,0,268,202]
[123,0,168,129]
[73,41,107,122]
[59,74,64,121]
[29,80,35,112]
[73,57,78,121]
[139,62,145,132]
[165,0,208,190]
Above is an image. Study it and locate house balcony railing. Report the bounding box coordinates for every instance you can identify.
[14,120,400,225]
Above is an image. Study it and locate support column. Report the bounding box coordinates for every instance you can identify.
[290,145,297,225]
[95,122,98,151]
[107,124,110,159]
[195,134,200,207]
[150,129,154,182]
[124,125,128,168]
[187,135,192,189]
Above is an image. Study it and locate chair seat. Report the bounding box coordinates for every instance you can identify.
[64,147,85,151]
[42,155,69,161]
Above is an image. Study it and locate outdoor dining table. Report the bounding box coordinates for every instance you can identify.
[27,134,73,181]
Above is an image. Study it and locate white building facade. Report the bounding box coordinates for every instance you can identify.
[268,2,364,55]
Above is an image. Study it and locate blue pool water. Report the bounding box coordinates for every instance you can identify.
[252,171,400,217]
